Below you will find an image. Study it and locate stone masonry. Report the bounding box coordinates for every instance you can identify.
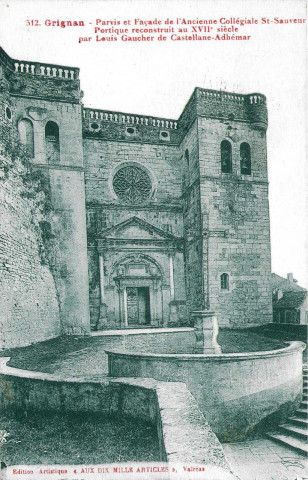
[0,46,272,346]
[0,58,60,348]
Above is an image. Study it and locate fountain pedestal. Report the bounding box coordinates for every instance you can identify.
[192,310,221,354]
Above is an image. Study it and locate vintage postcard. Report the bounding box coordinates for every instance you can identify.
[0,0,307,479]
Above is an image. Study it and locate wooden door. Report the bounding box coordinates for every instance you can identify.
[126,287,151,325]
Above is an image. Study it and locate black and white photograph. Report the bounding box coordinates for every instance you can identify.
[0,1,307,479]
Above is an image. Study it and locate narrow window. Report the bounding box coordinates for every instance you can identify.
[220,273,229,290]
[185,149,189,166]
[5,106,12,120]
[240,142,251,175]
[18,119,34,158]
[45,121,60,163]
[221,140,232,173]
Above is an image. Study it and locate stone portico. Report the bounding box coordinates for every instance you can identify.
[93,216,185,330]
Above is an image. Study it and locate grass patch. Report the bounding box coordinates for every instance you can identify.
[0,410,160,465]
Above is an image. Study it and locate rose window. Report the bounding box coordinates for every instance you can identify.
[113,165,152,204]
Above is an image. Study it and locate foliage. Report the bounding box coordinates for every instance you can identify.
[0,410,159,465]
[0,121,55,264]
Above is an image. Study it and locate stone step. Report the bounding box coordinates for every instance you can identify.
[267,433,308,455]
[279,424,308,440]
[289,416,308,428]
[300,400,308,408]
[295,408,308,418]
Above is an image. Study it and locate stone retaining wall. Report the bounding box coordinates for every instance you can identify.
[0,358,239,479]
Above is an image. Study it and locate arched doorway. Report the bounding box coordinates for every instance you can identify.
[113,254,163,328]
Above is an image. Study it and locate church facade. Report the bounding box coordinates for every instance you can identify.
[0,46,273,342]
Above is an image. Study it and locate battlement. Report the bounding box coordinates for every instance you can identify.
[83,107,182,144]
[179,87,268,131]
[0,47,79,80]
[13,59,79,80]
[0,46,81,103]
[0,44,268,134]
[198,87,266,106]
[82,85,267,146]
[83,108,178,129]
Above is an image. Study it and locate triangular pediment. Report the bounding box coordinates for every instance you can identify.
[101,216,180,241]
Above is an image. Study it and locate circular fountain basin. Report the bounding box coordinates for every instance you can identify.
[107,341,306,442]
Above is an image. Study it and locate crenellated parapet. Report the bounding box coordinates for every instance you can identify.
[13,60,79,80]
[0,46,81,103]
[1,44,268,136]
[82,107,182,144]
[246,92,268,130]
[179,87,268,131]
[82,86,268,145]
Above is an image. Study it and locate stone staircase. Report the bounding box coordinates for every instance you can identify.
[267,365,308,455]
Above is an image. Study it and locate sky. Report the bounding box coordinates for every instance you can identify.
[0,0,307,287]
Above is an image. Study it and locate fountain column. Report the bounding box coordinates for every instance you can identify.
[192,310,221,354]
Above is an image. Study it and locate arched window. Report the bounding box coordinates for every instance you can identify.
[45,121,60,163]
[18,119,34,157]
[220,273,229,290]
[185,149,190,166]
[221,140,232,173]
[240,143,251,175]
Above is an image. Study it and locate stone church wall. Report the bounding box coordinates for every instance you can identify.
[10,96,90,335]
[0,102,60,348]
[83,139,182,207]
[84,138,186,329]
[198,117,272,326]
[181,120,204,315]
[0,46,273,337]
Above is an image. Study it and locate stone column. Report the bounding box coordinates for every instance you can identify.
[168,252,178,326]
[123,287,128,328]
[192,310,221,354]
[169,254,175,301]
[97,254,108,330]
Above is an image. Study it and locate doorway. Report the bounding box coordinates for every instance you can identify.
[126,287,151,326]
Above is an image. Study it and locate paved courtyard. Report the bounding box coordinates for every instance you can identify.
[223,438,307,480]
